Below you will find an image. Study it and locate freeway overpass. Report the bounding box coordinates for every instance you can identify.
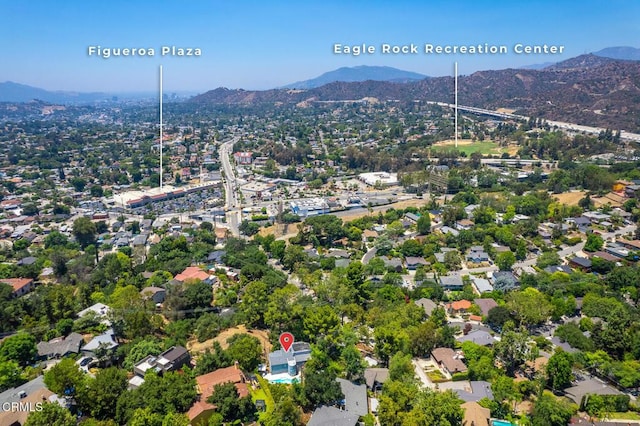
[427,101,640,143]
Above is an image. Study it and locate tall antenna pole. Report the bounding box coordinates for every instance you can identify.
[159,65,163,190]
[454,62,458,149]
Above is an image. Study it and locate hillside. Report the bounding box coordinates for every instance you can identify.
[191,55,640,132]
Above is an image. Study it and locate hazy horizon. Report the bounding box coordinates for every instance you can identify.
[2,0,638,92]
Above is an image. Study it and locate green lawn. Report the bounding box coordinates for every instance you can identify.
[430,140,508,156]
[607,412,640,421]
[251,374,275,422]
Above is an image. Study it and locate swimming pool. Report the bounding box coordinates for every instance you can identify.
[492,420,515,426]
[269,377,299,384]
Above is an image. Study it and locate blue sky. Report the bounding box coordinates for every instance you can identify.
[1,0,638,92]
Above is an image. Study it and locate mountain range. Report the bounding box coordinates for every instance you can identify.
[0,81,112,103]
[280,65,427,89]
[191,54,640,133]
[2,46,640,132]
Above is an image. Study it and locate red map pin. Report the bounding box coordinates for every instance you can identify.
[279,332,294,352]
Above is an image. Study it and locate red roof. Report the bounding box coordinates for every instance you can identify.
[188,366,248,421]
[449,300,472,311]
[174,266,209,282]
[1,278,33,293]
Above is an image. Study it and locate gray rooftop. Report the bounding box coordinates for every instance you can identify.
[37,332,83,358]
[414,298,438,316]
[337,378,368,417]
[565,378,621,405]
[457,330,495,346]
[364,368,389,389]
[307,406,359,426]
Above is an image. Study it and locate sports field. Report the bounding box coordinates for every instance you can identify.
[431,139,510,156]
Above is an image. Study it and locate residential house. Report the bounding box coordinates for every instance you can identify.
[140,286,166,304]
[268,341,312,377]
[603,245,629,259]
[564,378,622,407]
[617,238,640,252]
[431,347,467,378]
[1,278,34,297]
[77,302,112,325]
[457,330,495,347]
[590,251,620,263]
[414,298,438,317]
[439,274,464,291]
[455,219,475,231]
[471,277,493,294]
[207,250,226,264]
[233,151,253,165]
[379,256,403,273]
[544,265,573,274]
[491,271,519,291]
[474,298,498,317]
[187,365,249,426]
[362,229,378,241]
[132,346,191,381]
[438,226,460,236]
[404,212,420,224]
[447,300,472,315]
[82,329,118,358]
[364,368,389,392]
[0,379,62,426]
[405,256,428,270]
[307,406,359,426]
[214,228,228,245]
[467,246,490,263]
[565,216,591,232]
[337,378,368,417]
[461,401,491,426]
[174,266,213,284]
[568,256,592,272]
[37,332,84,360]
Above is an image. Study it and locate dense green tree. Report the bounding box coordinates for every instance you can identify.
[408,389,463,426]
[73,216,97,248]
[536,251,561,269]
[0,333,37,366]
[226,334,263,371]
[487,306,512,329]
[507,288,551,328]
[417,214,431,235]
[24,403,76,426]
[495,251,516,271]
[44,230,69,249]
[79,367,128,420]
[115,371,197,425]
[342,344,365,382]
[531,393,575,426]
[44,358,85,397]
[494,322,530,376]
[303,305,340,342]
[584,233,604,252]
[0,360,23,391]
[123,339,163,370]
[546,350,573,391]
[264,396,303,426]
[206,382,256,423]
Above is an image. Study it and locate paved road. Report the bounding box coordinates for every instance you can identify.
[219,136,241,236]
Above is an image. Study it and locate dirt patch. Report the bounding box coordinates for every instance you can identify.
[187,325,272,354]
[433,138,475,146]
[336,199,431,223]
[553,191,586,206]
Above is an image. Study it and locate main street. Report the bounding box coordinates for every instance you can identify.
[219,136,241,236]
